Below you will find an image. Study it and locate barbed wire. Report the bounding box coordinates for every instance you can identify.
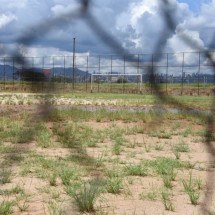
[1,0,215,213]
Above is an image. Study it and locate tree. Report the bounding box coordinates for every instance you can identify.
[116,77,128,83]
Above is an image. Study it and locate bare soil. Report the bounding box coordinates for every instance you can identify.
[0,99,214,215]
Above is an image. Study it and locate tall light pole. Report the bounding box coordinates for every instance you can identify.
[72,37,76,89]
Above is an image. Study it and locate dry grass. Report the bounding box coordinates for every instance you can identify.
[0,93,213,214]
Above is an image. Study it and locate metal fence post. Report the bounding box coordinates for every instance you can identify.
[90,74,93,93]
[151,54,154,94]
[86,56,88,92]
[3,57,6,90]
[198,52,201,96]
[53,56,56,91]
[110,55,112,93]
[181,52,185,96]
[31,57,34,91]
[166,53,169,94]
[72,38,76,90]
[42,56,45,91]
[123,55,125,93]
[98,55,100,92]
[21,57,24,91]
[137,54,140,93]
[12,57,15,90]
[64,56,66,91]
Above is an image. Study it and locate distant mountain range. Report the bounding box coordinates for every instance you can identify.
[0,64,214,83]
[0,65,91,81]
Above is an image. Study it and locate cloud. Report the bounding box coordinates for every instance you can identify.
[0,14,17,29]
[0,0,27,9]
[50,2,80,17]
[0,0,214,57]
[166,0,215,54]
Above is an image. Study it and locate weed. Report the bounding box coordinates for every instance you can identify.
[161,189,174,211]
[127,151,137,159]
[15,193,30,212]
[125,165,148,177]
[172,140,189,153]
[127,141,136,148]
[162,175,173,189]
[149,157,182,176]
[86,140,97,147]
[67,153,98,170]
[0,201,14,215]
[93,131,106,143]
[106,168,123,178]
[140,189,158,201]
[182,127,192,137]
[127,126,145,134]
[55,122,93,148]
[182,173,201,205]
[38,186,52,194]
[143,141,151,153]
[49,173,57,186]
[0,145,17,154]
[51,190,60,200]
[69,179,103,212]
[0,169,12,184]
[195,178,203,190]
[108,127,125,144]
[106,177,123,194]
[35,126,52,148]
[5,154,23,163]
[0,186,24,196]
[95,153,105,167]
[154,144,164,151]
[182,173,194,193]
[126,176,135,185]
[158,132,172,139]
[48,201,66,215]
[172,148,181,160]
[20,153,57,178]
[60,168,79,186]
[16,200,29,212]
[211,161,215,168]
[4,122,34,144]
[112,143,122,155]
[170,168,177,181]
[187,190,200,205]
[151,129,172,139]
[172,122,181,130]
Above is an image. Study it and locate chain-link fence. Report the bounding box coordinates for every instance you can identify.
[1,0,215,214]
[0,51,214,95]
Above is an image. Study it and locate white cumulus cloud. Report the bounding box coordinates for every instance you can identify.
[0,14,17,29]
[0,0,215,56]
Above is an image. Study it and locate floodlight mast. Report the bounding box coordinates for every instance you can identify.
[72,37,76,90]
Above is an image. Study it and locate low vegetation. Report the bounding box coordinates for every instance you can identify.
[0,92,212,214]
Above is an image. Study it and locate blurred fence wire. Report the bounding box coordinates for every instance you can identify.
[1,0,215,213]
[0,51,214,95]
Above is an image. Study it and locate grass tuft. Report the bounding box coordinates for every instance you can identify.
[0,169,12,184]
[68,179,104,212]
[161,189,174,211]
[0,201,14,215]
[172,140,189,153]
[182,173,201,205]
[125,164,148,177]
[106,177,123,194]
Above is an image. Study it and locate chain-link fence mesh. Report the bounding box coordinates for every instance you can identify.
[0,52,214,95]
[1,0,215,214]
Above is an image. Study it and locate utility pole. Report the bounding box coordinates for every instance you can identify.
[72,37,76,89]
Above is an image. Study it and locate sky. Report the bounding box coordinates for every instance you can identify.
[0,0,215,57]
